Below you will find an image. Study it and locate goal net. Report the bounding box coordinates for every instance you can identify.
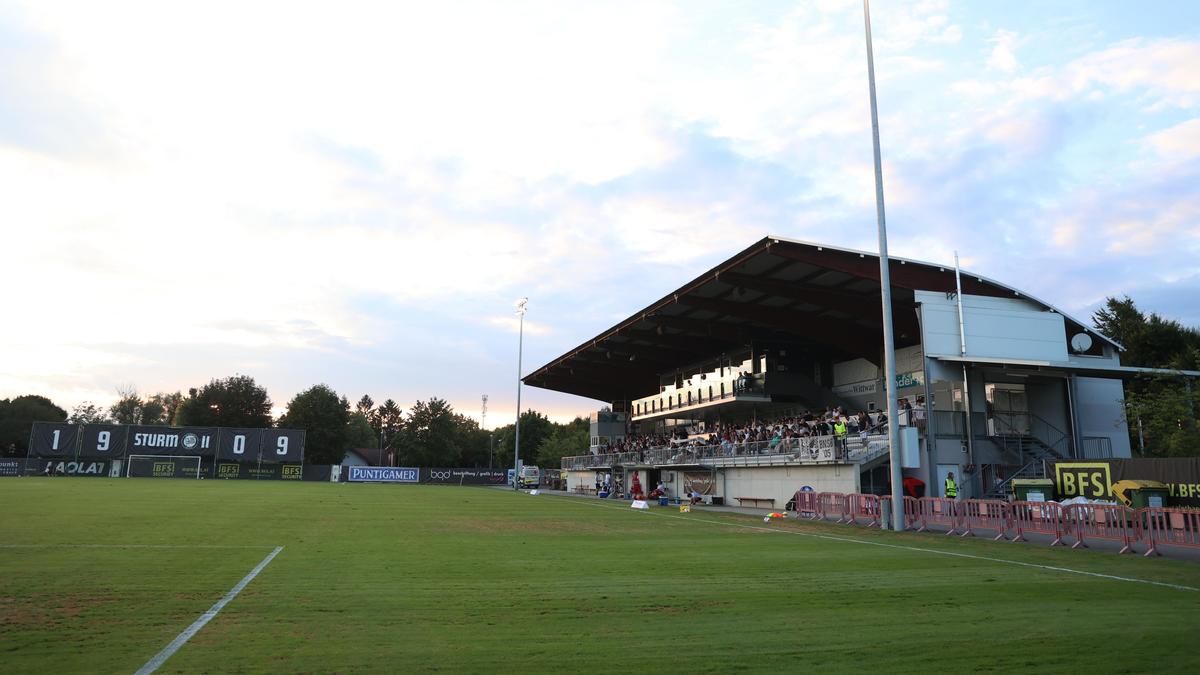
[126,455,203,479]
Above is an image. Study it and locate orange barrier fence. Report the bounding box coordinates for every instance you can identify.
[880,495,921,530]
[1064,503,1139,555]
[817,492,851,524]
[847,493,882,528]
[958,499,1012,541]
[792,490,820,520]
[1141,508,1200,557]
[775,490,1197,557]
[917,497,962,535]
[1010,501,1066,547]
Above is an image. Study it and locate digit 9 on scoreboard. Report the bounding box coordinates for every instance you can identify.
[80,425,129,458]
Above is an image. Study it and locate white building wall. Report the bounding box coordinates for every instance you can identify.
[916,291,1068,362]
[719,465,859,507]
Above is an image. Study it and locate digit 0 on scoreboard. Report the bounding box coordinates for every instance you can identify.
[217,429,264,462]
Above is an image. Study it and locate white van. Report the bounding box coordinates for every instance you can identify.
[517,465,540,488]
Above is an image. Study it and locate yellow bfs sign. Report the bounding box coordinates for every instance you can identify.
[1053,462,1114,500]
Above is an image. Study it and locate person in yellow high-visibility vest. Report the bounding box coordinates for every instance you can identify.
[945,472,958,499]
[833,419,848,457]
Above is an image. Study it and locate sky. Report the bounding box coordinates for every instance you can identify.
[1,0,1198,426]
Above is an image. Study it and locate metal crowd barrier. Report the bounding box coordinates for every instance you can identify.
[916,497,962,535]
[1064,503,1140,555]
[1010,501,1066,547]
[793,490,820,520]
[817,492,852,523]
[958,499,1012,541]
[778,492,1199,556]
[880,495,922,530]
[846,493,882,528]
[1141,507,1200,557]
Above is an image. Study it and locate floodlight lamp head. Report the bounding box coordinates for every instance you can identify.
[515,297,528,315]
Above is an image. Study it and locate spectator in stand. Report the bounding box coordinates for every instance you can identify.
[913,396,927,430]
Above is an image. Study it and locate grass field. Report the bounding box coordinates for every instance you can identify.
[1,479,1198,674]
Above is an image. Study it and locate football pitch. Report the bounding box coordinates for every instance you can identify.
[1,480,1198,674]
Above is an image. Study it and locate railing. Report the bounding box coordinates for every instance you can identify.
[561,433,891,470]
[631,372,768,419]
[1080,436,1113,459]
[931,410,1070,458]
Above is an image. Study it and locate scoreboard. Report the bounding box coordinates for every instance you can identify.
[28,422,306,462]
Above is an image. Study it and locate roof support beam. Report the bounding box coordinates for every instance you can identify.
[676,296,884,361]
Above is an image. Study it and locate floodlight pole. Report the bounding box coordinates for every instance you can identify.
[513,298,528,490]
[863,0,905,531]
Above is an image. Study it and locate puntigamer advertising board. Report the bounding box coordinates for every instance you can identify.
[347,466,419,483]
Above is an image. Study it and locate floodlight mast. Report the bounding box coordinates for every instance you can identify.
[863,0,905,531]
[513,298,528,490]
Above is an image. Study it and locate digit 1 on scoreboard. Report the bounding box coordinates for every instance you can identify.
[51,429,60,450]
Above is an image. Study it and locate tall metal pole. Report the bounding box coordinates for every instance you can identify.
[954,253,975,476]
[513,298,528,490]
[863,0,905,531]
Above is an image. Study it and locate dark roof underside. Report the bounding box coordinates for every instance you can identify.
[523,236,1111,402]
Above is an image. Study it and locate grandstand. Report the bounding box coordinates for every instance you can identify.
[525,236,1194,508]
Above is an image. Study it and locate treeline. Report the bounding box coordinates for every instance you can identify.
[0,375,590,468]
[1093,296,1200,457]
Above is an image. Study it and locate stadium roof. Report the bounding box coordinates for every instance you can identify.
[523,235,1118,402]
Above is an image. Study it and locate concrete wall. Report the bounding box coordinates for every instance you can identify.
[567,465,860,507]
[1074,376,1133,457]
[917,291,1068,362]
[717,465,859,507]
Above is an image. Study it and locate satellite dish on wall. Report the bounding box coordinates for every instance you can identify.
[1070,333,1093,353]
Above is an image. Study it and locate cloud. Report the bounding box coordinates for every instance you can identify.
[987,30,1020,73]
[1145,117,1200,161]
[1,1,1198,422]
[485,316,551,336]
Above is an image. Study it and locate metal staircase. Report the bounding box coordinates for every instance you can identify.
[980,412,1068,500]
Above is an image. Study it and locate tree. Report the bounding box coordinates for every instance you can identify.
[1124,379,1200,457]
[346,411,379,450]
[394,398,463,466]
[277,384,350,465]
[493,410,555,469]
[452,413,491,468]
[146,391,184,425]
[536,416,589,468]
[355,395,375,418]
[174,375,273,428]
[376,399,402,447]
[0,395,67,456]
[1094,296,1200,456]
[69,402,110,425]
[110,387,173,425]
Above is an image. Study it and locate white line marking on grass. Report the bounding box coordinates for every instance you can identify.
[0,544,275,550]
[554,496,1200,593]
[134,546,284,675]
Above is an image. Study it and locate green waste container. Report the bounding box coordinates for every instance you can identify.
[1112,480,1170,508]
[1012,479,1055,503]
